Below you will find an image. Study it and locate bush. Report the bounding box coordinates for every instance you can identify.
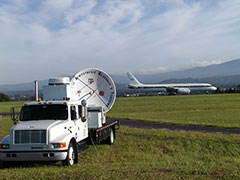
[0,93,11,102]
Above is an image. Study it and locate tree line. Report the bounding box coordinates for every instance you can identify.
[0,93,11,102]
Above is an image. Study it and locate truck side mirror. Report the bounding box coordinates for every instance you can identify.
[70,106,77,120]
[10,107,17,124]
[81,100,87,122]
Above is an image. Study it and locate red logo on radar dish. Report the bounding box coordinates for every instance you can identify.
[76,90,81,96]
[99,91,104,96]
[88,78,94,84]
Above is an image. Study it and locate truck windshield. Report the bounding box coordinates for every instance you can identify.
[20,104,68,121]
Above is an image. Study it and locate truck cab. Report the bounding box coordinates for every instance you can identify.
[0,100,88,166]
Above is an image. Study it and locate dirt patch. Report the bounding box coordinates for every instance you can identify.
[108,117,240,134]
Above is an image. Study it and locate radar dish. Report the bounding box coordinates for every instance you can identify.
[71,68,116,113]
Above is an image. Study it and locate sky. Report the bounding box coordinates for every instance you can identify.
[1,0,240,85]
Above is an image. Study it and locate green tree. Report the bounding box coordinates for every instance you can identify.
[0,93,11,102]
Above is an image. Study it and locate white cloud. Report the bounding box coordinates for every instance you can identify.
[28,24,52,45]
[1,0,240,84]
[137,66,169,75]
[189,59,222,68]
[65,1,97,25]
[43,0,73,11]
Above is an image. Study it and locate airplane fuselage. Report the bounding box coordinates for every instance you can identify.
[128,83,217,91]
[127,72,217,94]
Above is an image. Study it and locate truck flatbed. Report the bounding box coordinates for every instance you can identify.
[88,119,119,145]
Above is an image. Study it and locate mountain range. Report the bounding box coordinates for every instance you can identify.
[1,58,240,93]
[129,58,240,83]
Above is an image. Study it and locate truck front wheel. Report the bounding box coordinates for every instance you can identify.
[62,142,76,166]
[0,161,3,169]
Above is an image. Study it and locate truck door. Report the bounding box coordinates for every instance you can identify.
[70,105,87,142]
[77,105,88,140]
[70,105,80,142]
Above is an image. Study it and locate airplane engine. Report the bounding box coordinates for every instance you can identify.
[176,88,191,94]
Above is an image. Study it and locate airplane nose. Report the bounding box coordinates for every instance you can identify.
[211,87,217,91]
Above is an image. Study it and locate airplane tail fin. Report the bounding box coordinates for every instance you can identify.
[127,72,142,87]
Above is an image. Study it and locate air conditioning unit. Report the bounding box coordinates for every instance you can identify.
[48,77,70,85]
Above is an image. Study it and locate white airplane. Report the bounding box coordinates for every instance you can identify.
[127,72,217,94]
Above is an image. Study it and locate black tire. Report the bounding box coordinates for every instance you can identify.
[107,128,114,145]
[62,142,77,166]
[0,161,3,169]
[74,144,78,164]
[0,161,10,168]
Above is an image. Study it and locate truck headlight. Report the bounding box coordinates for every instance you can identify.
[52,142,66,148]
[0,144,10,149]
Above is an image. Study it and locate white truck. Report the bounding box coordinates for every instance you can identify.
[0,68,119,167]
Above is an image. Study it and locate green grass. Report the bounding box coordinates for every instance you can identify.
[0,101,25,113]
[1,96,240,179]
[108,94,240,128]
[0,120,240,179]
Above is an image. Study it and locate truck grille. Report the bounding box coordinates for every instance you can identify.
[14,130,46,144]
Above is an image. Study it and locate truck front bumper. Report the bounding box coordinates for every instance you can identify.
[0,150,68,162]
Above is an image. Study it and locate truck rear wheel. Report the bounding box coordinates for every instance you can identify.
[108,128,114,145]
[62,142,76,166]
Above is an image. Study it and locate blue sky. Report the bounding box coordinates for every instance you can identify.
[1,0,240,84]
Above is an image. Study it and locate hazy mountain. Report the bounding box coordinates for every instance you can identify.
[160,75,240,88]
[0,80,48,92]
[1,58,240,92]
[136,58,240,83]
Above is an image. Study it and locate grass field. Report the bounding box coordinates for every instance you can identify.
[0,101,24,113]
[1,94,240,128]
[0,116,240,179]
[108,94,240,128]
[1,94,240,179]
